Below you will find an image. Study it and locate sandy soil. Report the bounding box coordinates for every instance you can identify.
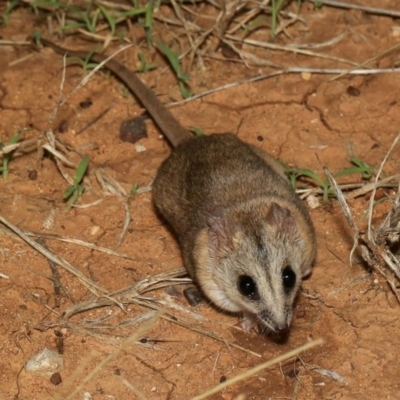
[1,1,400,399]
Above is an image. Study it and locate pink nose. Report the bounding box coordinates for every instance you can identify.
[276,324,290,335]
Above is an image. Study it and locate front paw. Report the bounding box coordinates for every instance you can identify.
[240,313,260,333]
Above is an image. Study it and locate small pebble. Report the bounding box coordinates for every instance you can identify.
[346,86,360,97]
[120,116,148,143]
[50,372,62,385]
[301,72,312,81]
[58,120,68,133]
[79,99,93,109]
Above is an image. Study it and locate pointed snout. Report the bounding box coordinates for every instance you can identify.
[275,324,290,335]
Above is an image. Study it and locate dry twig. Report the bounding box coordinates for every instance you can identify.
[326,133,400,303]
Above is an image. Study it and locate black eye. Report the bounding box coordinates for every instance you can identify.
[282,266,296,291]
[238,275,259,300]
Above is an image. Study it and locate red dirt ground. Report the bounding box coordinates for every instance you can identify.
[1,2,400,399]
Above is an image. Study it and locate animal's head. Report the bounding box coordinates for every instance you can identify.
[195,202,314,332]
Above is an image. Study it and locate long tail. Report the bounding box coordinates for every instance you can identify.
[40,38,192,147]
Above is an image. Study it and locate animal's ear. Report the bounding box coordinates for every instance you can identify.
[301,266,312,278]
[266,202,297,238]
[207,206,241,256]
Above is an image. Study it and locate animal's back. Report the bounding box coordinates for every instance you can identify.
[152,133,299,235]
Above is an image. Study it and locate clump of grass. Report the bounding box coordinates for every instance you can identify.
[283,156,376,202]
[1,0,19,25]
[2,0,309,101]
[155,40,193,99]
[70,50,103,73]
[326,133,400,302]
[136,52,156,72]
[21,1,148,35]
[63,155,89,210]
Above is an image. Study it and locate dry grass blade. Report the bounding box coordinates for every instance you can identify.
[5,135,40,157]
[379,179,400,234]
[0,213,108,295]
[41,142,76,168]
[26,231,137,260]
[285,67,400,75]
[61,267,188,317]
[59,311,164,400]
[52,350,100,400]
[324,169,358,234]
[95,169,130,248]
[191,338,324,400]
[49,44,132,123]
[344,175,400,199]
[172,71,285,107]
[58,267,261,357]
[0,143,20,155]
[60,267,195,322]
[296,177,399,200]
[330,41,400,81]
[95,169,127,196]
[367,133,400,242]
[160,313,261,358]
[0,39,30,46]
[289,32,347,49]
[306,0,400,18]
[172,66,400,109]
[48,49,67,125]
[326,133,400,302]
[324,167,360,266]
[119,377,149,400]
[226,34,364,67]
[43,130,76,186]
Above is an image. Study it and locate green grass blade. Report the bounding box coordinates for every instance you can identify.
[1,131,21,179]
[60,22,86,32]
[33,0,62,6]
[349,156,374,179]
[90,8,101,34]
[292,168,326,188]
[154,40,181,77]
[63,185,75,200]
[9,131,20,144]
[73,155,90,186]
[154,40,192,98]
[193,127,204,136]
[137,52,156,72]
[270,0,285,38]
[121,7,147,18]
[130,183,139,197]
[67,189,79,207]
[144,0,154,45]
[99,5,116,35]
[178,80,193,99]
[244,15,268,34]
[1,0,20,25]
[334,166,370,179]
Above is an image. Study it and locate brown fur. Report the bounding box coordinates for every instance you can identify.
[43,39,316,332]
